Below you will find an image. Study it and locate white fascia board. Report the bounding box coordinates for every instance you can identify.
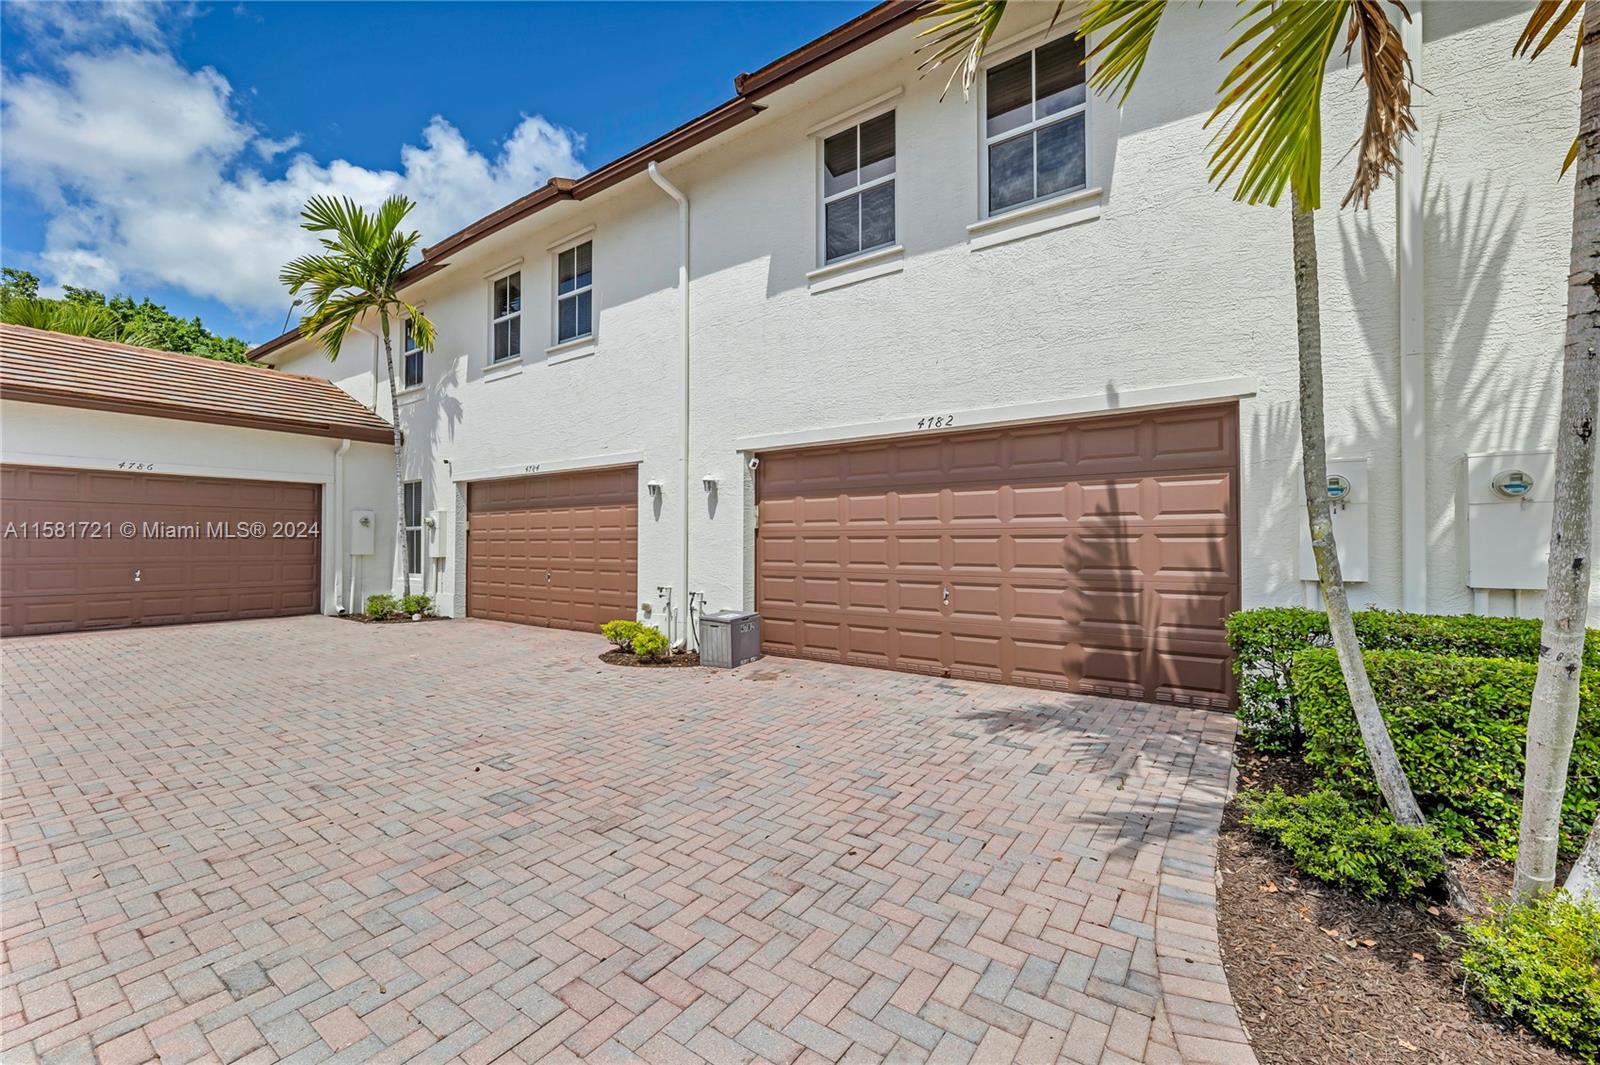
[449,450,645,483]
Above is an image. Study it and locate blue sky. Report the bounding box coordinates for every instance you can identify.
[0,1,874,343]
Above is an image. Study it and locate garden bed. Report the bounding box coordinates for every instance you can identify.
[598,649,701,668]
[339,612,449,624]
[1217,743,1576,1065]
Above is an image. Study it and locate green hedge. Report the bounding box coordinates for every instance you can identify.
[1226,607,1600,751]
[1462,892,1600,1062]
[1240,786,1444,899]
[1294,648,1600,859]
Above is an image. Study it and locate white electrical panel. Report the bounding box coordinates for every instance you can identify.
[429,509,450,558]
[349,509,376,556]
[1464,450,1554,591]
[1299,458,1369,583]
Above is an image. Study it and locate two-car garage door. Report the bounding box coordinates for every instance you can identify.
[756,404,1240,708]
[0,464,321,637]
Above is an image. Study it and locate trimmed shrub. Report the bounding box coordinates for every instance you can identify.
[601,619,643,651]
[1461,892,1600,1062]
[364,593,399,619]
[1240,786,1445,899]
[630,627,669,661]
[1294,648,1600,858]
[400,593,433,616]
[1225,607,1600,751]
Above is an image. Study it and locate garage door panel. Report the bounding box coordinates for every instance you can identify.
[757,404,1238,708]
[1,465,321,638]
[467,467,637,631]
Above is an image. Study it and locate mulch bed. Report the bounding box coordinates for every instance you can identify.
[598,649,701,668]
[338,613,450,624]
[1217,743,1575,1065]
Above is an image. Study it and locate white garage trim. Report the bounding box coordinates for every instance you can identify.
[449,450,645,483]
[0,449,333,485]
[732,376,1259,453]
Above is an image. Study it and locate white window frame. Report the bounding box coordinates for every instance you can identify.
[488,266,522,364]
[403,480,423,577]
[553,238,594,346]
[815,105,898,267]
[977,27,1090,219]
[401,317,424,389]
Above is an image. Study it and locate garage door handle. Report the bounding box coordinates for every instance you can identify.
[133,569,141,583]
[942,585,950,605]
[546,572,552,583]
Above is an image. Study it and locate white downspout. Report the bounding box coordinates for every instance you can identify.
[648,161,692,648]
[332,438,351,613]
[1397,6,1427,612]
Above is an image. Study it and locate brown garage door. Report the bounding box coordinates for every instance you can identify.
[757,403,1240,708]
[1,464,321,637]
[467,466,638,632]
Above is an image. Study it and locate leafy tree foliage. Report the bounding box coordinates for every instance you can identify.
[0,268,251,363]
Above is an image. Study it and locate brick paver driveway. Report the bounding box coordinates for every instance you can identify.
[2,617,1252,1065]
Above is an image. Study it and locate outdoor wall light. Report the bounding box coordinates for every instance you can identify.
[647,480,664,498]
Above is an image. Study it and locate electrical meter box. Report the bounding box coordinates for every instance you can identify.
[1299,458,1369,582]
[699,611,762,669]
[429,509,450,558]
[349,509,376,556]
[1464,450,1554,591]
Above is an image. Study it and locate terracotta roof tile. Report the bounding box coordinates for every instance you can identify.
[0,323,394,444]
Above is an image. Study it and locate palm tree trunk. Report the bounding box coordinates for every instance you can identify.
[380,310,411,599]
[1513,2,1600,904]
[1291,196,1470,910]
[1568,812,1600,900]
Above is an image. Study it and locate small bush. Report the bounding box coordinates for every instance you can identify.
[1240,786,1445,899]
[601,619,643,651]
[1294,649,1600,859]
[1225,607,1600,752]
[400,593,433,616]
[630,627,669,660]
[364,593,399,619]
[1461,892,1600,1062]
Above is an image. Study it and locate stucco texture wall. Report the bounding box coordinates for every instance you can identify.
[272,0,1594,630]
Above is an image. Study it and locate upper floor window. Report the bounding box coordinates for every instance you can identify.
[402,318,423,389]
[822,111,896,263]
[556,241,593,344]
[985,35,1086,215]
[491,271,521,362]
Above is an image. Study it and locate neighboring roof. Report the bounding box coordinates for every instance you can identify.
[0,323,395,444]
[249,0,924,362]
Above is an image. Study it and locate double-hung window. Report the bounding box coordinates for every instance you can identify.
[402,318,423,389]
[556,241,593,344]
[403,481,423,577]
[491,271,521,362]
[985,34,1087,215]
[822,111,896,263]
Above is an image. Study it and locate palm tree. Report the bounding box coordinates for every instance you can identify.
[280,194,435,598]
[1509,0,1600,903]
[0,296,155,346]
[918,0,1465,901]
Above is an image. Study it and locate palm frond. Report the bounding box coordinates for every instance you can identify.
[1207,0,1350,208]
[1340,0,1417,208]
[297,290,370,361]
[1079,1,1169,106]
[399,302,436,353]
[1516,0,1583,63]
[916,1,1025,100]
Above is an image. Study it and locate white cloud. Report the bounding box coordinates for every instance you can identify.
[4,1,185,52]
[1,45,586,319]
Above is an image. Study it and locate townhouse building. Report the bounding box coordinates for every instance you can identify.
[249,0,1592,708]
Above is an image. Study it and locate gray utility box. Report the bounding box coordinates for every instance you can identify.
[699,610,762,668]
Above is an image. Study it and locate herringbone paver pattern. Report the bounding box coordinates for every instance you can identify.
[1,617,1253,1064]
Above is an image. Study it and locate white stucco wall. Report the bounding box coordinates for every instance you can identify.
[0,400,396,614]
[271,1,1596,635]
